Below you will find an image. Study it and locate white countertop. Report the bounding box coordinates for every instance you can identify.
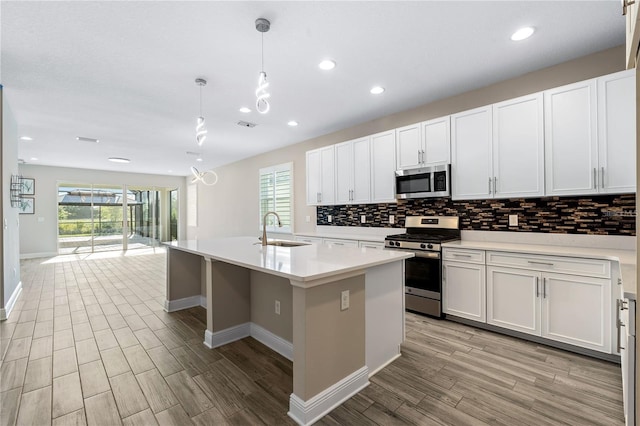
[165,237,413,283]
[295,232,387,243]
[295,226,405,243]
[442,240,636,300]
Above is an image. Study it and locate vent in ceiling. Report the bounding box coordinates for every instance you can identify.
[185,151,200,157]
[237,121,257,128]
[76,136,99,143]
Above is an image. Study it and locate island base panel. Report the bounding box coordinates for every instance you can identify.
[165,248,202,311]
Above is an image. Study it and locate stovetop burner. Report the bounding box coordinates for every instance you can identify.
[384,215,460,251]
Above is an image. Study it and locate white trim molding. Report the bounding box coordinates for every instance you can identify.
[20,252,58,260]
[163,295,204,312]
[0,281,23,321]
[250,323,293,361]
[204,322,251,349]
[288,366,369,426]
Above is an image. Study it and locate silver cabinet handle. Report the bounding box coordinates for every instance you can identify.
[422,150,426,164]
[453,253,472,258]
[527,260,554,266]
[488,177,492,194]
[493,176,497,194]
[593,168,597,189]
[417,149,421,164]
[536,276,540,297]
[333,242,344,246]
[616,299,626,352]
[318,192,322,203]
[601,167,605,189]
[543,277,547,299]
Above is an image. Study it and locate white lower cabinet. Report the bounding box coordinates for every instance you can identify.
[487,266,541,336]
[485,252,612,353]
[442,261,486,322]
[541,272,611,353]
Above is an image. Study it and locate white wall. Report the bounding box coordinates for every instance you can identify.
[18,164,187,257]
[188,46,627,241]
[2,88,22,319]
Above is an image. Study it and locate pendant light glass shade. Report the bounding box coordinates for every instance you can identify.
[190,166,218,186]
[196,116,207,146]
[255,71,270,114]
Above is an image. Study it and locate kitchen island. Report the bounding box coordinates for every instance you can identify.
[164,237,413,426]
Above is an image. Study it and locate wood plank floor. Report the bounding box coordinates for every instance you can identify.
[1,249,624,425]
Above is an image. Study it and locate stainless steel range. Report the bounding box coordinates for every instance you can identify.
[385,216,460,318]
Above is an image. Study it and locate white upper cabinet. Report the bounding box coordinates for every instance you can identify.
[597,69,636,194]
[451,106,493,200]
[396,118,451,170]
[396,124,422,170]
[422,116,451,166]
[335,137,371,204]
[492,93,545,198]
[545,71,636,196]
[544,79,599,196]
[370,130,397,203]
[306,145,335,206]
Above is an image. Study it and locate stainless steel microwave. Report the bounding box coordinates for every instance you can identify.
[395,164,451,199]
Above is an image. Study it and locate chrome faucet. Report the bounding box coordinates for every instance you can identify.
[262,211,282,246]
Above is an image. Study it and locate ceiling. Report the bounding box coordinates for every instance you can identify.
[2,1,625,177]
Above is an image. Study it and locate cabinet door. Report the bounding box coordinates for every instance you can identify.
[493,93,544,198]
[541,273,611,353]
[443,261,486,322]
[487,266,541,336]
[422,116,450,166]
[396,124,422,170]
[544,80,598,196]
[451,106,492,200]
[626,0,640,68]
[352,137,371,203]
[306,149,321,205]
[370,131,397,203]
[319,146,335,205]
[334,141,353,204]
[597,70,636,194]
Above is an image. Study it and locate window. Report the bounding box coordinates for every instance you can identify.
[259,162,293,234]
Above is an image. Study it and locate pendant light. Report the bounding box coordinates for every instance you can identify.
[195,78,208,146]
[255,18,271,114]
[190,166,218,186]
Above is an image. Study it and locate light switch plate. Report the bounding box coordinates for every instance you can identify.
[305,215,311,223]
[360,215,366,224]
[275,300,280,315]
[327,215,332,223]
[389,215,395,225]
[37,217,45,223]
[341,290,350,311]
[509,214,518,226]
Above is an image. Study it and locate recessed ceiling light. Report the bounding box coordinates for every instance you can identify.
[108,157,130,163]
[196,158,203,162]
[168,170,173,173]
[76,136,99,143]
[20,136,33,141]
[511,27,535,41]
[318,59,336,70]
[370,86,385,95]
[239,107,251,113]
[287,120,299,127]
[30,157,38,161]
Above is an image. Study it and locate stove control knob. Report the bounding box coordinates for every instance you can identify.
[427,243,433,249]
[395,241,401,247]
[420,243,426,249]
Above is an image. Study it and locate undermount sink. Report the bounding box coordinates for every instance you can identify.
[265,241,310,247]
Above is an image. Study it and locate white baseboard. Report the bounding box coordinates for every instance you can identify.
[250,323,293,361]
[288,366,369,426]
[368,352,401,378]
[0,282,23,321]
[204,322,251,349]
[164,295,204,312]
[20,252,58,260]
[200,295,207,308]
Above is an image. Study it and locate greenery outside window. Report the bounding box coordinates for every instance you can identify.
[259,162,293,234]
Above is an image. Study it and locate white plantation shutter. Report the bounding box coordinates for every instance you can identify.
[259,163,293,233]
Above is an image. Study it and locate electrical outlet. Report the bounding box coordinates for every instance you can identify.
[305,215,311,223]
[275,300,281,315]
[328,215,332,223]
[509,214,518,227]
[389,215,395,225]
[360,215,366,224]
[341,290,350,311]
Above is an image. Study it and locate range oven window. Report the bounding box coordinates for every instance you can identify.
[396,173,431,194]
[405,256,441,295]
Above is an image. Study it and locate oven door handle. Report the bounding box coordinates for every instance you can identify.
[413,251,441,259]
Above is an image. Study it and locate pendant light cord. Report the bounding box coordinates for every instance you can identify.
[199,85,203,116]
[261,32,265,72]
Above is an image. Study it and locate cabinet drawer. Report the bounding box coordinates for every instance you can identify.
[358,241,385,250]
[294,236,323,244]
[323,238,359,248]
[443,248,485,264]
[486,252,610,278]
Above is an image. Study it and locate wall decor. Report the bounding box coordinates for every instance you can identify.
[10,175,22,207]
[317,193,636,236]
[20,177,35,195]
[19,197,34,215]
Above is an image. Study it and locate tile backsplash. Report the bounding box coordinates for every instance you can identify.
[317,194,636,236]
